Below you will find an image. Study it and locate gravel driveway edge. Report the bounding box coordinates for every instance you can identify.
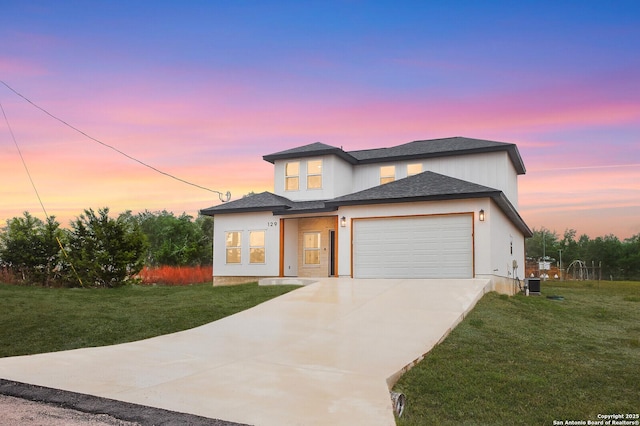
[0,379,248,426]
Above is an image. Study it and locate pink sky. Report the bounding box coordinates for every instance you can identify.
[1,2,639,240]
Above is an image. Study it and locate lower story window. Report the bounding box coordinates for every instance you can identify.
[303,232,321,265]
[225,231,241,264]
[249,230,265,264]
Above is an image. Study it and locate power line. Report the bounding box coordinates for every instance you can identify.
[0,101,50,218]
[0,80,230,202]
[1,100,85,287]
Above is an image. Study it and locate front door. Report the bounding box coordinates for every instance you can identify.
[329,230,336,276]
[297,217,337,278]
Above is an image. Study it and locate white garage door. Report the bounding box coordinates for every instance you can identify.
[353,215,473,279]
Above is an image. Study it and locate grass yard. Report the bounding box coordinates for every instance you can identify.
[393,280,640,425]
[0,282,299,358]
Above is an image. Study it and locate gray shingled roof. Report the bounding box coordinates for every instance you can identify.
[200,192,293,215]
[199,172,531,237]
[263,142,357,164]
[200,192,337,215]
[263,137,526,174]
[326,171,500,206]
[327,172,531,236]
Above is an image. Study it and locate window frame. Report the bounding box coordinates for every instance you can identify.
[285,161,300,191]
[249,230,266,264]
[303,232,321,266]
[306,159,323,190]
[225,231,242,264]
[380,165,395,184]
[407,163,422,176]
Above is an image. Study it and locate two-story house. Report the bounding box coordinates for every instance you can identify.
[201,137,532,294]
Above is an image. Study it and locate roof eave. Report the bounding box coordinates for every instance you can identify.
[200,206,287,216]
[353,144,527,174]
[326,191,500,208]
[325,190,532,237]
[263,148,357,164]
[274,206,339,215]
[490,193,533,237]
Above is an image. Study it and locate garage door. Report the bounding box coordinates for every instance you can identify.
[353,215,473,279]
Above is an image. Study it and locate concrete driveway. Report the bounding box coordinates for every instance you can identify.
[0,278,491,426]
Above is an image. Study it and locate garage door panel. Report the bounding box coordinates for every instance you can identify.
[353,215,473,279]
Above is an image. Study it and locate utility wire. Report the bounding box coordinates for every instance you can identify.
[1,100,85,287]
[0,101,50,218]
[0,80,230,202]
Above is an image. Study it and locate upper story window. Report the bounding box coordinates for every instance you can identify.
[249,230,265,264]
[225,231,241,264]
[285,162,299,191]
[307,159,323,189]
[407,163,422,176]
[380,165,395,184]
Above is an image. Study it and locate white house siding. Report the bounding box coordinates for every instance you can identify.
[330,156,355,199]
[485,201,526,293]
[421,151,519,208]
[350,152,519,207]
[467,199,526,294]
[213,212,280,278]
[273,155,353,201]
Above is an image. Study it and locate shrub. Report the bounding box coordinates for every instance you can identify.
[63,208,148,287]
[139,265,212,285]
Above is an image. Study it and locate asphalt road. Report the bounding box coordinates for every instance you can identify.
[0,393,139,426]
[0,379,246,426]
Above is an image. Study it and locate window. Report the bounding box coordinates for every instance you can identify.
[380,165,395,184]
[303,232,321,265]
[249,230,265,264]
[285,162,299,191]
[225,231,241,264]
[407,163,422,176]
[307,159,323,189]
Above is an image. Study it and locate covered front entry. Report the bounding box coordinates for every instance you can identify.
[281,216,337,278]
[352,214,473,279]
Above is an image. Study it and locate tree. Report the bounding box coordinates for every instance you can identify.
[195,214,214,265]
[557,229,579,269]
[525,227,559,261]
[620,234,640,280]
[64,208,147,287]
[0,212,63,285]
[584,234,623,280]
[134,210,213,266]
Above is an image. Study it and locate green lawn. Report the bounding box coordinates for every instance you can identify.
[2,280,638,425]
[393,280,640,425]
[0,282,299,358]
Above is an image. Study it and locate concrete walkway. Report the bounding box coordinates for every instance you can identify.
[0,278,491,426]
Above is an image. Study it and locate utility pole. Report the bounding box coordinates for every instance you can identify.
[542,229,546,280]
[558,249,563,281]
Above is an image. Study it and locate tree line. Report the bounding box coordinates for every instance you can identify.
[0,208,213,287]
[525,228,640,281]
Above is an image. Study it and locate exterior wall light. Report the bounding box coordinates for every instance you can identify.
[340,216,347,227]
[479,209,485,222]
